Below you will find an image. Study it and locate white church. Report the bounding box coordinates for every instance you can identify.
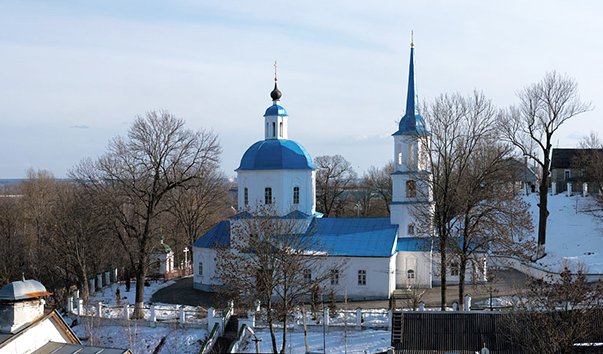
[193,41,483,300]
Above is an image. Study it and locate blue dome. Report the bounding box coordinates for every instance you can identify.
[264,104,288,117]
[392,113,429,136]
[237,139,315,171]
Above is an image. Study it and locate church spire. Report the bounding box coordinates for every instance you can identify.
[404,32,416,124]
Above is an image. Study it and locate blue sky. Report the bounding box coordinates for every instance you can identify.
[1,0,602,178]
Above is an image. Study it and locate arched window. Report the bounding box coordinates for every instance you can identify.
[244,187,249,206]
[406,180,416,198]
[408,144,414,164]
[407,269,415,279]
[272,122,276,137]
[264,187,272,204]
[397,144,402,165]
[407,223,415,235]
[279,122,283,137]
[293,187,300,204]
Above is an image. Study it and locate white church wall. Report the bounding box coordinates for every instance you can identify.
[322,256,396,300]
[238,170,314,216]
[431,254,488,286]
[193,247,221,291]
[395,251,432,288]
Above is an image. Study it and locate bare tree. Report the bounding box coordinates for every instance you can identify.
[72,111,221,318]
[166,168,231,266]
[314,155,357,217]
[451,141,534,309]
[0,193,25,286]
[362,162,394,215]
[500,72,591,255]
[503,268,603,353]
[574,132,603,199]
[416,91,506,310]
[215,207,335,354]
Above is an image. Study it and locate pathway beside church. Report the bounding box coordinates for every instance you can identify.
[151,270,527,309]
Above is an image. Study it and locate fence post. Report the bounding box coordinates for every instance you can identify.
[150,305,157,323]
[97,302,103,318]
[77,299,84,317]
[323,308,330,327]
[67,296,74,313]
[89,279,95,294]
[179,305,185,323]
[74,289,80,300]
[105,271,111,286]
[113,268,118,283]
[124,304,129,320]
[356,308,362,329]
[387,310,392,331]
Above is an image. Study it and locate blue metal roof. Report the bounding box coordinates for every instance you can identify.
[237,139,316,171]
[396,237,431,252]
[305,218,398,257]
[195,217,398,257]
[264,104,288,117]
[193,221,230,248]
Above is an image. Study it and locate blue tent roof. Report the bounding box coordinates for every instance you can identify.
[392,45,429,136]
[305,218,398,257]
[264,104,288,117]
[193,221,230,248]
[237,139,316,171]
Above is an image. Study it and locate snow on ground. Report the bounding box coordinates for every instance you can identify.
[240,329,391,354]
[525,194,603,273]
[72,323,207,354]
[89,279,176,306]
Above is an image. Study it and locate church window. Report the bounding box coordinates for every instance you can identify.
[451,262,459,276]
[265,187,272,204]
[564,170,571,180]
[293,187,300,204]
[272,122,276,137]
[408,144,414,164]
[198,261,203,276]
[358,270,366,286]
[330,269,339,285]
[407,223,415,235]
[407,269,415,279]
[244,187,249,206]
[303,269,312,282]
[397,144,402,165]
[279,122,283,137]
[406,180,416,198]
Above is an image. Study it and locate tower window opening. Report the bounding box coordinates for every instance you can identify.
[408,223,415,235]
[406,180,416,198]
[407,269,415,279]
[272,122,276,137]
[408,144,414,165]
[244,187,249,206]
[279,122,283,137]
[265,187,272,204]
[397,144,402,165]
[293,187,300,204]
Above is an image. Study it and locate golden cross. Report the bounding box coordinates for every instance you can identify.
[411,30,414,48]
[274,61,278,82]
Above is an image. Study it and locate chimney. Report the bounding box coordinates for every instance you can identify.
[0,279,51,334]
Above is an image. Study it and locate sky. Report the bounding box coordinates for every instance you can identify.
[1,0,602,179]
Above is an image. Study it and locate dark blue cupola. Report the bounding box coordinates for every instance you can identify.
[393,35,428,136]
